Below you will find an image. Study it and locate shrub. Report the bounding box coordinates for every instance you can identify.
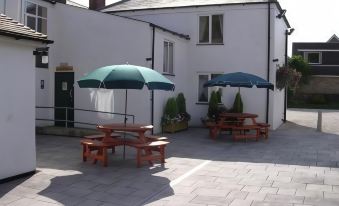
[164,97,178,119]
[310,94,327,105]
[288,55,310,84]
[176,93,186,114]
[232,92,243,113]
[208,91,219,120]
[176,93,191,121]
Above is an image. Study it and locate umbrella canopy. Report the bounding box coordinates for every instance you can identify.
[203,72,274,90]
[78,64,175,91]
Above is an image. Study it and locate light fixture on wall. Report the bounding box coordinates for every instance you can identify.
[33,47,49,64]
[276,9,286,18]
[287,28,295,35]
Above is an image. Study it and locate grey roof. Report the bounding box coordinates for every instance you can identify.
[102,0,272,12]
[0,14,53,43]
[327,34,339,43]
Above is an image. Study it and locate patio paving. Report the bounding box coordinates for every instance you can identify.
[1,120,339,206]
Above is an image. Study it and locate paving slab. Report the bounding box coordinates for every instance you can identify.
[1,111,339,206]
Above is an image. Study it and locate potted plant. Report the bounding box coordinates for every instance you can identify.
[276,65,302,92]
[231,92,243,113]
[201,91,228,126]
[162,93,190,133]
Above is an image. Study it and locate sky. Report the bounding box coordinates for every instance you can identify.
[73,0,339,55]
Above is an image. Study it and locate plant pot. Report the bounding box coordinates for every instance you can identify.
[163,120,188,133]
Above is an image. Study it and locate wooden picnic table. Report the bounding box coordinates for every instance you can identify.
[207,113,259,140]
[82,123,169,167]
[97,123,153,144]
[219,112,258,124]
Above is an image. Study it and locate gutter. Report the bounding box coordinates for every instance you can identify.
[0,30,54,44]
[41,0,56,4]
[266,2,271,124]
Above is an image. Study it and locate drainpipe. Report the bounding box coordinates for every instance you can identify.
[266,2,271,124]
[284,28,294,122]
[151,24,155,134]
[283,29,288,122]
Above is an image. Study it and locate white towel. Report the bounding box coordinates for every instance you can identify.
[90,89,114,120]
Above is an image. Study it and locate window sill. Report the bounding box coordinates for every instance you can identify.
[196,43,224,46]
[162,73,175,77]
[196,102,208,105]
[196,102,224,105]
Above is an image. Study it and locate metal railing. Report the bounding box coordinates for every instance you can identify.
[36,106,135,128]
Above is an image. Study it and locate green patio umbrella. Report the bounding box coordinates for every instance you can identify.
[77,64,175,158]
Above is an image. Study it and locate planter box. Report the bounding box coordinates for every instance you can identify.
[163,121,188,133]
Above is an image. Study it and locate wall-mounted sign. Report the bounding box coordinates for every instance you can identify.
[62,82,68,91]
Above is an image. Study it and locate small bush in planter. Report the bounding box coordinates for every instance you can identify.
[162,94,189,133]
[208,91,219,121]
[231,92,243,113]
[176,93,191,121]
[163,97,178,124]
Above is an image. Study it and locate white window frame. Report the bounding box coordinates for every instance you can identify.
[24,1,47,34]
[304,52,322,65]
[197,73,223,103]
[198,14,224,44]
[163,40,174,75]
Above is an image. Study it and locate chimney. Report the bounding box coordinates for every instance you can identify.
[89,0,106,10]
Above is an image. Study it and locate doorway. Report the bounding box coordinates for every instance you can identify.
[54,72,74,127]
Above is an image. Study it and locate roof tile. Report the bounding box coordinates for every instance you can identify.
[0,13,52,43]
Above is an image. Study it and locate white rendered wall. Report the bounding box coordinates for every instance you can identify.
[113,4,274,126]
[0,37,40,180]
[152,29,189,131]
[270,4,288,129]
[44,4,185,133]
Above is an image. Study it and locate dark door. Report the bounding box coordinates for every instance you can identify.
[55,72,74,127]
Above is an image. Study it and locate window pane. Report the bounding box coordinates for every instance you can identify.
[37,18,47,34]
[212,15,223,43]
[26,2,36,15]
[199,16,209,43]
[163,42,168,73]
[198,75,209,102]
[308,53,320,63]
[26,15,36,30]
[38,6,47,18]
[168,42,173,74]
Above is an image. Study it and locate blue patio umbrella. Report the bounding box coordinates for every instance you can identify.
[203,72,274,90]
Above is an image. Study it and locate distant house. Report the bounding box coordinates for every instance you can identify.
[292,34,339,95]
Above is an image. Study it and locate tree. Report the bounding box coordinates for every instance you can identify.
[288,55,310,84]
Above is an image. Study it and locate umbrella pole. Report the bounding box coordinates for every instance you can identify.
[123,89,127,159]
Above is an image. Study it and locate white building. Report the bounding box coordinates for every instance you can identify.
[102,0,292,129]
[0,13,52,181]
[0,0,291,180]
